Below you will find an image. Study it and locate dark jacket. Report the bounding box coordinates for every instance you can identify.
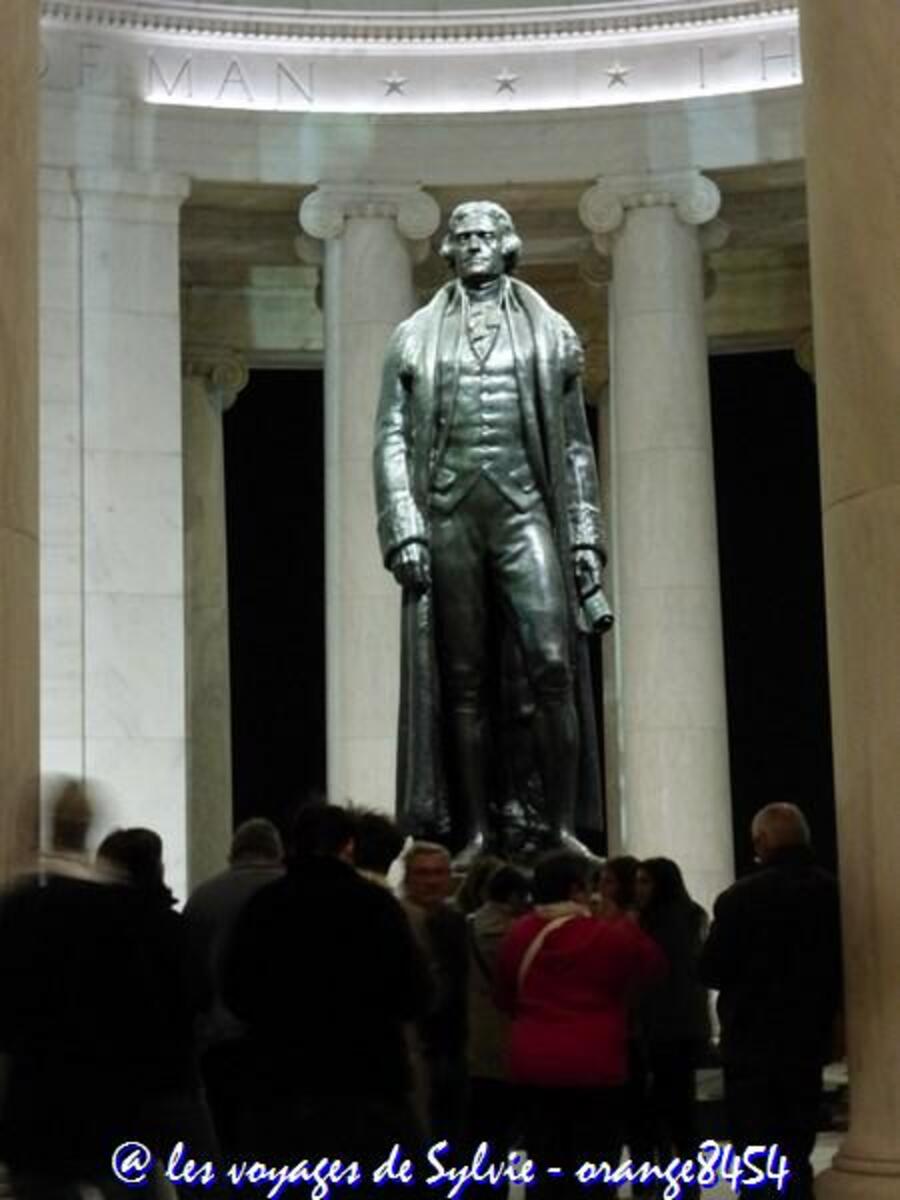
[0,872,198,1175]
[223,854,431,1099]
[698,846,842,1066]
[184,861,285,1048]
[404,899,468,1063]
[639,902,711,1051]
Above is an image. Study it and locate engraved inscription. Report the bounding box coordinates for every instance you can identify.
[276,60,314,106]
[148,54,193,100]
[217,59,254,104]
[759,35,799,82]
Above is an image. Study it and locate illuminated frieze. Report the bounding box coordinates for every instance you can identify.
[39,3,801,115]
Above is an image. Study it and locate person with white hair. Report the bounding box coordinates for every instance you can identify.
[402,841,469,1143]
[699,803,843,1199]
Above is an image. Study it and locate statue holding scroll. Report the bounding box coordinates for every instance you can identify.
[374,201,612,863]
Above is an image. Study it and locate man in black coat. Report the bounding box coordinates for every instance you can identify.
[699,803,843,1199]
[0,843,205,1189]
[223,804,432,1174]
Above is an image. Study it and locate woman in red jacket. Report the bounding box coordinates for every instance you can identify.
[495,851,666,1198]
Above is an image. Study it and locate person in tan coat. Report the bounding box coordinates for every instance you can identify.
[465,864,530,1154]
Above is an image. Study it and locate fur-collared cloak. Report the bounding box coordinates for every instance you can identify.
[373,276,607,847]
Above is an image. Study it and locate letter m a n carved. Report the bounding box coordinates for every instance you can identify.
[147,53,193,100]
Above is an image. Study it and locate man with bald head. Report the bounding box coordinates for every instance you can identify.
[751,802,812,861]
[700,804,842,1198]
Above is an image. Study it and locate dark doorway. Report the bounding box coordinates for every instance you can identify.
[709,350,836,876]
[224,369,326,834]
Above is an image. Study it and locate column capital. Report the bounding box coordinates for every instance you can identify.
[73,169,191,222]
[579,170,722,252]
[184,348,249,414]
[298,184,441,244]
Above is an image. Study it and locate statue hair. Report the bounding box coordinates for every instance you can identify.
[440,201,522,272]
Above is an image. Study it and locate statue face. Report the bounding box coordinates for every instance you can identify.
[445,208,506,284]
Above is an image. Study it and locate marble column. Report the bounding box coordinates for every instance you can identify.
[800,2,900,1194]
[39,170,84,795]
[298,185,440,813]
[0,2,40,876]
[594,379,625,856]
[578,256,621,851]
[580,172,733,913]
[183,350,248,888]
[74,169,191,899]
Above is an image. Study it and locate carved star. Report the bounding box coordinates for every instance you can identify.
[382,71,408,96]
[494,68,520,94]
[605,61,632,87]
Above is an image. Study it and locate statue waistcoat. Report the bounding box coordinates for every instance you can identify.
[429,312,541,515]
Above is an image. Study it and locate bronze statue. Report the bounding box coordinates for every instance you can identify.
[374,201,612,863]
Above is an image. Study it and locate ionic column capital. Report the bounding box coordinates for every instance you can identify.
[184,348,249,414]
[579,170,725,254]
[298,183,441,245]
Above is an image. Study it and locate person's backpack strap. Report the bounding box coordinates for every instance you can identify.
[516,916,576,994]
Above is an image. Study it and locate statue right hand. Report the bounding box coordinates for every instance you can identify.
[390,543,432,594]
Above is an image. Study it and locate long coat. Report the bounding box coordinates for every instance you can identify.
[698,845,843,1067]
[373,276,607,845]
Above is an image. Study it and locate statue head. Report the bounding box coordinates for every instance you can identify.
[439,200,522,282]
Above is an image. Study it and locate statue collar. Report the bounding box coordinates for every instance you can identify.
[448,274,517,312]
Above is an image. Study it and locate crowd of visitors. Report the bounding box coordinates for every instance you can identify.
[0,784,842,1200]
